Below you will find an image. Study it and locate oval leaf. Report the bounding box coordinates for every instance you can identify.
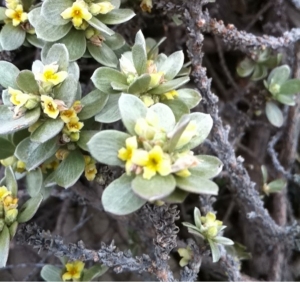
[158,51,184,80]
[149,76,190,95]
[17,193,43,223]
[265,101,284,127]
[16,70,39,94]
[88,42,118,68]
[98,9,135,25]
[53,76,78,107]
[0,61,19,88]
[190,155,223,179]
[5,166,17,197]
[0,24,25,51]
[26,168,43,197]
[41,265,63,282]
[94,94,121,123]
[0,137,15,159]
[30,119,64,143]
[0,226,10,268]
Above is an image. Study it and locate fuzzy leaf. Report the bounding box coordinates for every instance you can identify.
[149,102,176,132]
[41,265,63,282]
[0,137,15,159]
[16,70,39,94]
[30,119,64,143]
[44,43,69,70]
[268,178,286,193]
[92,67,127,93]
[177,88,201,109]
[132,174,176,201]
[261,165,268,183]
[158,51,184,80]
[77,130,98,152]
[15,137,59,171]
[163,189,188,203]
[82,265,108,282]
[162,99,189,121]
[279,79,300,95]
[26,168,43,197]
[0,226,10,268]
[128,74,151,94]
[41,0,73,26]
[208,239,221,263]
[77,89,109,120]
[236,58,254,77]
[94,94,121,123]
[98,9,135,25]
[104,33,125,50]
[119,94,147,135]
[5,166,17,197]
[132,44,147,75]
[88,130,130,166]
[214,236,234,246]
[46,150,85,188]
[102,174,146,215]
[175,175,219,195]
[88,42,118,68]
[0,24,25,51]
[53,76,78,107]
[149,76,190,95]
[88,17,114,36]
[17,194,43,223]
[190,155,223,179]
[265,101,283,127]
[267,65,290,86]
[0,106,40,135]
[276,94,295,106]
[0,61,19,88]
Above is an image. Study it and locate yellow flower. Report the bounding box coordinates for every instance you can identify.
[83,155,92,165]
[89,1,115,15]
[140,95,154,107]
[41,95,60,119]
[3,195,18,209]
[118,136,138,173]
[8,87,29,108]
[5,0,19,9]
[5,4,28,26]
[36,64,68,86]
[61,0,92,28]
[162,90,178,100]
[0,186,11,200]
[85,163,97,181]
[132,146,171,180]
[140,0,153,12]
[66,117,84,133]
[200,212,223,239]
[176,121,197,149]
[149,71,164,88]
[62,260,85,281]
[55,149,69,160]
[60,109,77,123]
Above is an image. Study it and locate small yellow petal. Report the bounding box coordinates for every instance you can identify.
[131,150,149,166]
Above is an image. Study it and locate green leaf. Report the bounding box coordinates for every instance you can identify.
[91,67,127,93]
[77,89,108,120]
[0,7,7,21]
[94,94,121,123]
[54,29,86,62]
[132,174,176,201]
[82,265,108,282]
[41,0,73,26]
[0,225,10,268]
[28,8,72,42]
[104,33,125,50]
[276,94,295,106]
[88,42,118,68]
[12,129,30,146]
[177,88,201,109]
[30,119,64,143]
[214,236,234,246]
[279,79,300,95]
[194,207,202,229]
[208,239,221,263]
[0,106,41,135]
[251,65,267,81]
[16,70,39,94]
[132,44,147,75]
[161,99,189,121]
[102,174,146,215]
[128,74,151,94]
[163,189,188,203]
[0,61,19,88]
[261,165,268,183]
[0,137,15,159]
[0,24,25,51]
[267,65,290,86]
[88,17,114,36]
[111,81,128,91]
[97,9,135,25]
[118,94,147,135]
[15,137,59,171]
[2,89,10,106]
[149,76,190,95]
[175,175,219,195]
[268,178,286,193]
[53,76,78,107]
[26,34,45,49]
[68,62,80,81]
[77,130,98,152]
[265,101,283,127]
[236,58,255,77]
[17,193,43,223]
[158,51,184,80]
[147,37,166,60]
[46,150,85,188]
[87,130,130,166]
[5,166,17,197]
[149,103,176,132]
[190,155,223,179]
[8,222,18,239]
[41,265,63,282]
[181,112,213,150]
[26,168,43,197]
[44,43,69,70]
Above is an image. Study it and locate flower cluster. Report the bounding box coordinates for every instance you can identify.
[4,0,28,27]
[118,111,199,180]
[0,186,18,231]
[83,155,97,181]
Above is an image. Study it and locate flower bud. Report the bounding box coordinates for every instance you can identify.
[5,208,18,225]
[0,156,17,167]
